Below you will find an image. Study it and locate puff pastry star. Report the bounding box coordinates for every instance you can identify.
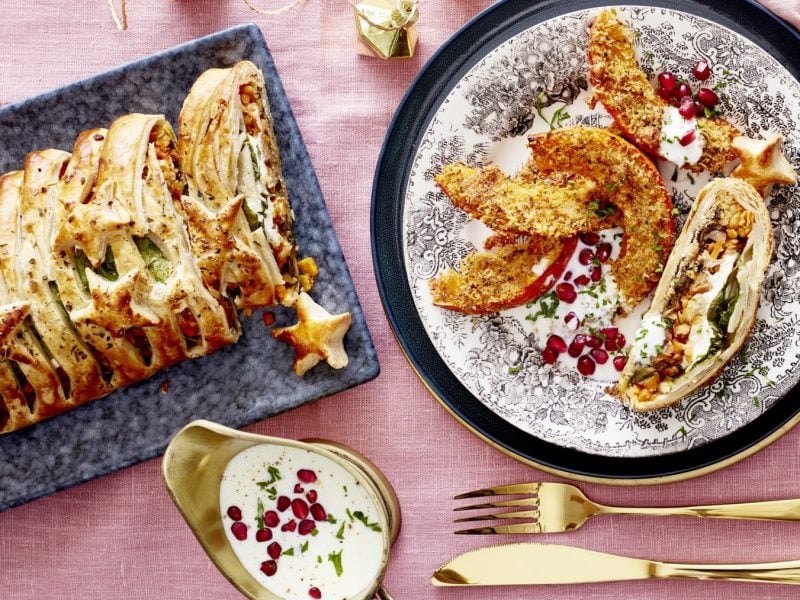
[272,292,351,376]
[54,197,132,265]
[72,270,160,337]
[180,194,274,307]
[731,134,797,197]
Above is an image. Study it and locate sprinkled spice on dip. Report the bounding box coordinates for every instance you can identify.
[220,445,385,599]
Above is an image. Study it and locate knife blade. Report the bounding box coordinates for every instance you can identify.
[432,543,656,586]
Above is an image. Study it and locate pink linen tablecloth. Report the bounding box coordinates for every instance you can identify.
[1,1,799,598]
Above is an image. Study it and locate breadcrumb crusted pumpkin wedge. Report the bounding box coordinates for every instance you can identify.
[588,9,738,173]
[435,163,599,238]
[526,126,675,309]
[429,235,577,315]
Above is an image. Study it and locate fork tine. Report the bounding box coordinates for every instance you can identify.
[453,497,539,511]
[455,522,542,535]
[453,482,541,499]
[454,509,540,523]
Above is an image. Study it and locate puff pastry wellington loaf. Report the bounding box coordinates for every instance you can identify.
[0,61,308,434]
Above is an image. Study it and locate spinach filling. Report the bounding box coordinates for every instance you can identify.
[134,236,173,283]
[699,265,741,363]
[74,246,119,292]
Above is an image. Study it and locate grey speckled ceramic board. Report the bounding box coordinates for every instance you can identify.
[0,25,379,511]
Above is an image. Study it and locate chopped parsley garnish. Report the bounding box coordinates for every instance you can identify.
[527,292,559,322]
[336,523,346,540]
[283,547,295,556]
[326,514,337,524]
[256,499,265,530]
[256,466,282,500]
[351,510,382,532]
[301,541,309,553]
[328,550,344,577]
[508,365,522,375]
[534,92,571,130]
[588,199,617,218]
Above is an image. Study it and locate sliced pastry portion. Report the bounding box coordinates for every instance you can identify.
[179,60,299,310]
[618,178,773,410]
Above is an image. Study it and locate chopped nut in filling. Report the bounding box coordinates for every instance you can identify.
[625,192,752,403]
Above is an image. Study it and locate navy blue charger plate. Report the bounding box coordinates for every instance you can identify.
[371,0,800,483]
[0,25,378,511]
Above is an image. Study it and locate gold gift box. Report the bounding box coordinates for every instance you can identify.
[355,0,418,60]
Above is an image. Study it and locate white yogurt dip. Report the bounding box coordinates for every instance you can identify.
[220,444,385,600]
[658,106,704,166]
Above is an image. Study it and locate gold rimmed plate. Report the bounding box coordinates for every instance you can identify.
[371,0,800,483]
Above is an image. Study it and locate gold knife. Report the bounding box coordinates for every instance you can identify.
[432,543,800,586]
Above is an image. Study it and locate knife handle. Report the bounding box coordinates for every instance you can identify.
[602,498,800,521]
[657,559,800,584]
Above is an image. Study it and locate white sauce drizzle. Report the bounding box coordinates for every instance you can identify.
[658,106,704,166]
[521,228,636,382]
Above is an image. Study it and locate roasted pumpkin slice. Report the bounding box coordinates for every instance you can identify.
[435,164,599,239]
[526,126,674,309]
[588,9,738,173]
[429,235,577,315]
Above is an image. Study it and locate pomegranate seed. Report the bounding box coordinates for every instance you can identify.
[679,130,696,146]
[604,332,621,352]
[231,521,248,541]
[579,232,600,246]
[299,519,316,535]
[578,248,594,265]
[260,560,278,577]
[555,282,577,303]
[590,267,602,282]
[291,498,310,519]
[297,469,317,484]
[564,312,580,330]
[294,484,305,494]
[309,588,322,599]
[586,335,603,349]
[563,270,573,281]
[281,519,297,532]
[615,333,626,349]
[546,334,567,354]
[657,86,674,101]
[694,100,705,116]
[226,506,242,521]
[574,274,590,287]
[600,327,618,341]
[577,355,596,376]
[542,347,558,364]
[696,87,718,107]
[657,71,676,92]
[310,503,327,521]
[674,82,692,99]
[267,542,282,560]
[692,60,710,80]
[613,355,627,371]
[596,243,612,263]
[277,496,291,512]
[306,490,318,503]
[264,510,280,528]
[256,528,272,543]
[590,348,609,364]
[568,335,587,358]
[678,97,697,119]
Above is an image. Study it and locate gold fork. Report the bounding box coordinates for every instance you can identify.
[454,482,800,534]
